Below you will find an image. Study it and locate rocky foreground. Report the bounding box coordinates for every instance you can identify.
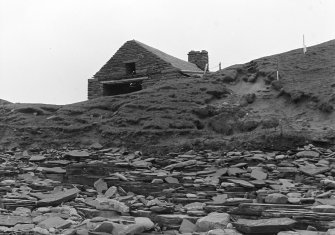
[1,144,335,234]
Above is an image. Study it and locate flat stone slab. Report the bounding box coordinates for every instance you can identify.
[250,169,267,180]
[29,155,46,162]
[0,215,32,227]
[233,218,296,234]
[38,216,72,229]
[299,165,330,176]
[296,150,320,158]
[40,167,66,174]
[228,179,254,188]
[64,150,90,158]
[36,188,80,206]
[164,160,197,170]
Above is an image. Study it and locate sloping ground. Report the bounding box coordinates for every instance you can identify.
[0,40,334,153]
[0,99,11,105]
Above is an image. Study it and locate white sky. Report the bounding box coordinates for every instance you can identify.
[1,0,335,105]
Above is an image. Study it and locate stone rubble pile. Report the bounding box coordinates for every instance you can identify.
[1,144,335,235]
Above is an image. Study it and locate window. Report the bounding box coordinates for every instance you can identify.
[125,62,136,75]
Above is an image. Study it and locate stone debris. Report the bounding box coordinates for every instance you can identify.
[0,144,334,234]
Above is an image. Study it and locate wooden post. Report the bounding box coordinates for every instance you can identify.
[303,34,307,54]
[203,64,208,76]
[219,62,221,71]
[276,57,279,80]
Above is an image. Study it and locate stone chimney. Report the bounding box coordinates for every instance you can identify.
[188,50,208,71]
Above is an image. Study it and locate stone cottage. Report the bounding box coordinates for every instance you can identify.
[88,40,208,99]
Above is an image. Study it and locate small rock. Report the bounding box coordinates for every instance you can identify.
[207,228,243,235]
[296,150,320,158]
[151,179,164,184]
[196,212,230,232]
[179,219,196,233]
[165,177,179,184]
[64,150,90,158]
[264,193,288,204]
[38,216,71,230]
[227,179,254,188]
[105,186,117,198]
[94,178,108,194]
[134,217,154,230]
[250,169,267,180]
[29,155,46,162]
[233,218,296,234]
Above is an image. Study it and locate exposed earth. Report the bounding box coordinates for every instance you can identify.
[0,40,334,153]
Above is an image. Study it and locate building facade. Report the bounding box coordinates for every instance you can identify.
[88,40,208,99]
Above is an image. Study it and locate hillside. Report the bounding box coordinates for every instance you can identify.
[0,40,334,153]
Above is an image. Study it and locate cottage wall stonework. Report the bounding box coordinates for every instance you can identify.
[188,50,209,71]
[88,78,103,100]
[94,41,176,81]
[88,40,205,99]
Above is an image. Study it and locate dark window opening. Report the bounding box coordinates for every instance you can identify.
[125,62,136,75]
[103,81,142,96]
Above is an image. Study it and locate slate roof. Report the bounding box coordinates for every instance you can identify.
[133,40,203,73]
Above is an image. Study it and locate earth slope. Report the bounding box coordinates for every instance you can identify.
[0,40,334,153]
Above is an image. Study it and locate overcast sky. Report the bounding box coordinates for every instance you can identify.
[1,0,334,105]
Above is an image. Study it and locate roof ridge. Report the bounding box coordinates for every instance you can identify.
[132,40,203,72]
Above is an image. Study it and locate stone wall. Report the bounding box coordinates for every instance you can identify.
[142,72,185,89]
[93,40,176,81]
[88,78,103,100]
[188,50,208,71]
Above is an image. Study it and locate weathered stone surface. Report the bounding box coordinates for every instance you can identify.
[29,155,46,161]
[196,212,230,232]
[228,179,254,188]
[165,176,179,184]
[134,217,154,230]
[179,219,196,233]
[0,215,32,226]
[313,205,335,213]
[156,214,198,229]
[94,221,125,234]
[94,178,108,194]
[296,151,320,158]
[38,216,72,229]
[300,165,330,176]
[40,167,66,174]
[13,223,35,231]
[164,160,197,170]
[37,188,80,206]
[233,218,296,234]
[65,150,90,158]
[250,169,267,180]
[1,145,334,235]
[264,193,288,204]
[278,231,326,235]
[207,228,243,235]
[227,168,246,176]
[184,202,205,211]
[105,186,117,198]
